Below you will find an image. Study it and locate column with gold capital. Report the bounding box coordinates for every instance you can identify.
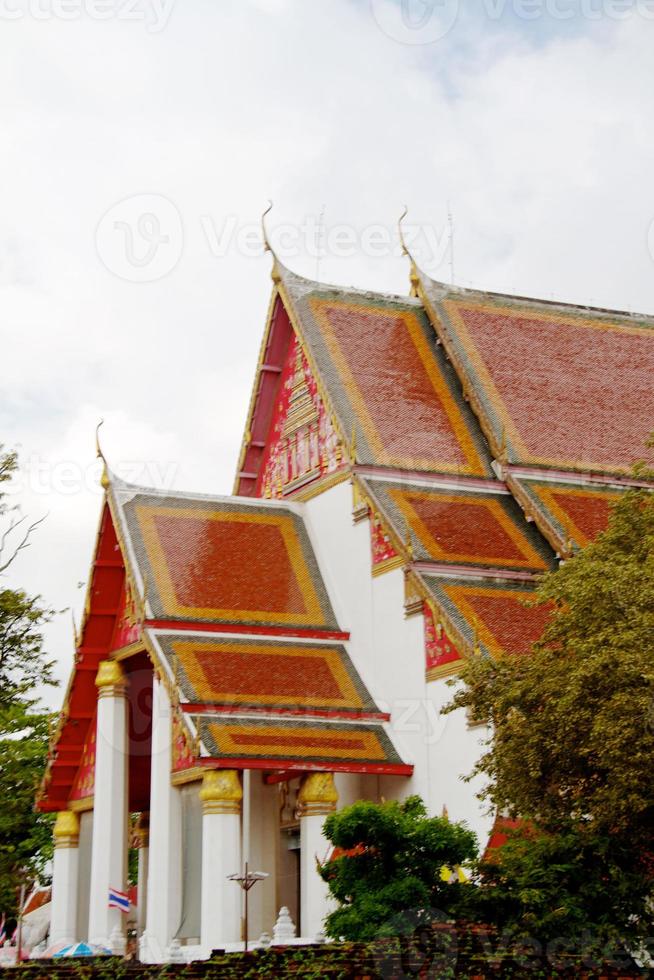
[134,813,149,935]
[199,769,243,952]
[87,659,128,946]
[50,810,80,943]
[298,772,338,939]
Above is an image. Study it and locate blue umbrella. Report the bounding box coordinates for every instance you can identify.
[53,942,110,957]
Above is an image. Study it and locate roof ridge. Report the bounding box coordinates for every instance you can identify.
[418,267,654,324]
[276,259,422,307]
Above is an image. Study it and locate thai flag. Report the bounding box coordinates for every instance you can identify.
[108,887,130,913]
[0,914,6,947]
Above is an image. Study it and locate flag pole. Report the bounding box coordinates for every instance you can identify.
[16,881,26,966]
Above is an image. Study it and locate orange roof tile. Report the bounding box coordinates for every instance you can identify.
[418,271,654,476]
[147,629,380,716]
[192,715,409,773]
[362,476,554,574]
[423,576,552,658]
[111,482,338,632]
[507,477,622,553]
[278,265,494,477]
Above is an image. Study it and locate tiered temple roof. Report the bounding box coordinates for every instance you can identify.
[41,252,654,810]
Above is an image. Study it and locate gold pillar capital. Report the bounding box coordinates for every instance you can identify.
[298,772,338,817]
[95,659,126,697]
[199,769,243,815]
[53,810,80,848]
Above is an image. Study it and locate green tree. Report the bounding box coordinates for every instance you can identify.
[319,795,478,942]
[0,446,58,916]
[446,483,654,944]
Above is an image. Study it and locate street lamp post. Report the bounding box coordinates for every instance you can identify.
[227,863,268,952]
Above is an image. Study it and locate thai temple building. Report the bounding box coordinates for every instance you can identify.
[38,245,654,960]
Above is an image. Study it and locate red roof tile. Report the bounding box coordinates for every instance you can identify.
[419,272,654,475]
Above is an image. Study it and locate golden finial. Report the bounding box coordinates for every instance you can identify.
[441,803,449,822]
[399,205,420,293]
[95,418,105,459]
[95,419,111,490]
[398,204,410,257]
[261,200,273,253]
[72,610,80,649]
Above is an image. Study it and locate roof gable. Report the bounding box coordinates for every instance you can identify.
[361,475,555,575]
[111,483,339,632]
[277,265,494,477]
[418,271,654,476]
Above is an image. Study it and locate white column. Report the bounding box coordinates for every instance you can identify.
[135,814,149,935]
[142,677,181,962]
[298,772,337,940]
[88,660,128,946]
[49,811,80,944]
[199,770,242,952]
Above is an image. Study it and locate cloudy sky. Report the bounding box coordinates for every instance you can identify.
[2,0,653,703]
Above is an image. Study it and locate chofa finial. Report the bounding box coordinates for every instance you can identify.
[95,418,105,460]
[398,204,410,257]
[95,419,111,490]
[261,200,273,253]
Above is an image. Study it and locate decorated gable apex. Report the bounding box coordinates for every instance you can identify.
[235,262,495,498]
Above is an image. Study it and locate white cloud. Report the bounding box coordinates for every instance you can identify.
[1,1,653,702]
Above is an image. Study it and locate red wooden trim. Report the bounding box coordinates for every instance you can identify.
[196,757,414,777]
[263,770,297,785]
[76,646,114,655]
[145,620,350,642]
[182,703,391,723]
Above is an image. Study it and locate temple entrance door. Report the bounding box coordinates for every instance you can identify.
[277,780,301,933]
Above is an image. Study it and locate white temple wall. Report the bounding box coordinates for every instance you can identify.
[246,771,278,941]
[303,481,376,680]
[304,479,492,846]
[333,772,361,810]
[425,677,494,847]
[76,810,93,943]
[143,677,182,960]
